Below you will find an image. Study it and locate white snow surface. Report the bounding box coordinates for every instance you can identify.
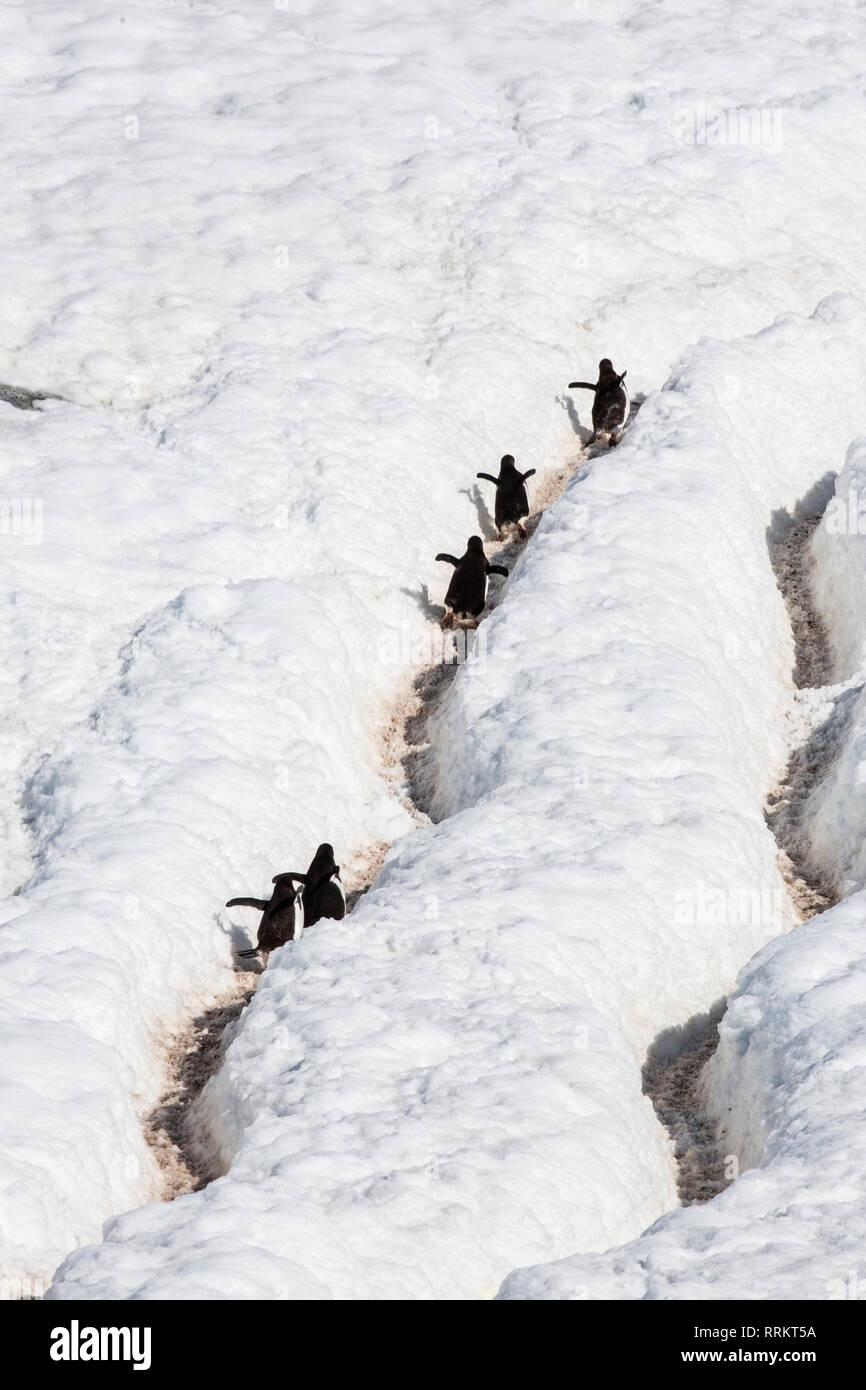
[48,295,866,1301]
[2,0,866,1298]
[498,885,866,1300]
[500,372,866,1304]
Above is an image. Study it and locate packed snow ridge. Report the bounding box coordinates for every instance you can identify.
[640,471,844,1214]
[500,377,866,1304]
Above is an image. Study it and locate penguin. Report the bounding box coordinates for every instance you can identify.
[568,358,630,444]
[435,535,508,629]
[227,880,305,959]
[271,841,346,930]
[476,455,537,540]
[228,844,346,960]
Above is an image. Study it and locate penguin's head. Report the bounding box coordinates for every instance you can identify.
[500,454,516,471]
[467,535,484,554]
[312,842,339,877]
[599,358,614,374]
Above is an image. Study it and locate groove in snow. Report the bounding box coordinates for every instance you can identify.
[643,498,841,1206]
[143,451,582,1198]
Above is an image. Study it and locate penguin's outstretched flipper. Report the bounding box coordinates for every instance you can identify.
[521,468,536,481]
[435,553,460,566]
[486,562,509,577]
[272,871,307,886]
[226,897,270,911]
[568,380,597,390]
[476,472,499,485]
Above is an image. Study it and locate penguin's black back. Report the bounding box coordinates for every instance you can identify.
[303,878,345,928]
[445,538,488,618]
[301,842,346,928]
[494,460,530,528]
[592,362,628,433]
[257,895,301,952]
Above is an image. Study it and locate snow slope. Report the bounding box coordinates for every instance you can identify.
[500,415,866,1303]
[48,296,866,1301]
[4,0,866,1294]
[1,0,580,1284]
[499,903,866,1302]
[498,879,866,1301]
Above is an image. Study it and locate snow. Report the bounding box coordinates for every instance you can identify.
[2,0,866,1300]
[800,450,866,895]
[500,384,866,1304]
[499,891,866,1301]
[46,295,866,1301]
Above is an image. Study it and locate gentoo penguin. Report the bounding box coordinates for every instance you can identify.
[272,841,346,930]
[435,535,508,629]
[568,358,629,444]
[227,880,305,959]
[476,455,537,540]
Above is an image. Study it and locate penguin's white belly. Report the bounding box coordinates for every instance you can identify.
[331,872,346,909]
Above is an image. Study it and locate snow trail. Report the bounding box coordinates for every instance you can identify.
[642,495,842,1208]
[145,840,401,1194]
[642,1007,728,1205]
[766,509,848,918]
[402,454,580,820]
[145,978,257,1195]
[143,450,583,1199]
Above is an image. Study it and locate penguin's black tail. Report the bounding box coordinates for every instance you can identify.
[238,947,260,959]
[226,897,269,910]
